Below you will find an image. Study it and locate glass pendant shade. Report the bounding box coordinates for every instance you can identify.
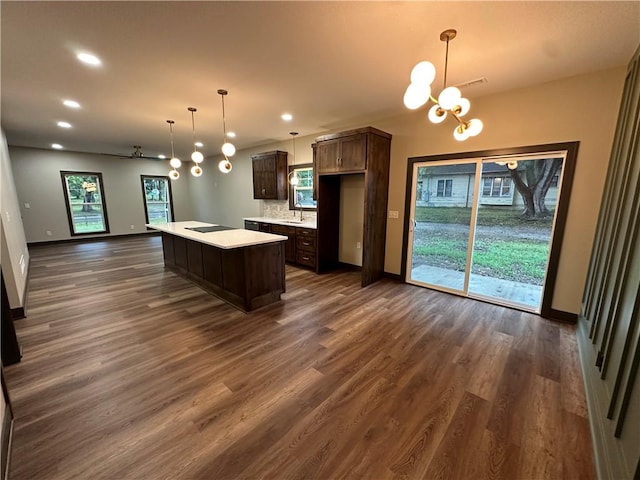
[169,169,180,180]
[190,165,203,177]
[428,104,447,124]
[218,159,232,173]
[289,172,299,186]
[438,87,462,110]
[456,98,471,116]
[221,142,236,157]
[466,118,483,137]
[191,151,204,163]
[169,157,182,169]
[453,124,469,141]
[410,61,436,86]
[403,83,431,110]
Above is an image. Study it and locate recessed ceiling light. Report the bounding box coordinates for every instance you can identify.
[194,142,203,147]
[63,99,81,109]
[57,121,72,128]
[157,154,166,159]
[281,113,293,121]
[77,52,101,66]
[51,143,63,150]
[226,132,236,138]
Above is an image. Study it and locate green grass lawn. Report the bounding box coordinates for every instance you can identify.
[415,206,554,227]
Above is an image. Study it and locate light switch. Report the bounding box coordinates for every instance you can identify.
[388,210,399,219]
[24,203,31,209]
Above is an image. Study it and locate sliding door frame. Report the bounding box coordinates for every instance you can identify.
[401,141,579,320]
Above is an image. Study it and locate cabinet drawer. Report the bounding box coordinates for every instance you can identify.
[296,251,316,267]
[259,222,272,233]
[270,224,296,236]
[295,227,316,237]
[296,235,316,252]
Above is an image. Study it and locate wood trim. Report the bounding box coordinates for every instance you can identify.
[8,308,24,320]
[545,308,578,324]
[1,370,15,480]
[27,231,160,247]
[139,175,175,227]
[383,271,403,282]
[314,126,392,143]
[59,171,111,236]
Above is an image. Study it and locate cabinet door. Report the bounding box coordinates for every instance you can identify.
[340,134,367,171]
[316,139,341,173]
[271,224,296,263]
[253,155,277,199]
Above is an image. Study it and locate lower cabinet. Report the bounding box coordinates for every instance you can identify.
[295,227,316,269]
[161,232,285,312]
[244,221,317,269]
[270,224,296,263]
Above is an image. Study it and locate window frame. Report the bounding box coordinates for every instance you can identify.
[288,163,317,211]
[60,171,110,236]
[140,175,175,227]
[436,178,453,197]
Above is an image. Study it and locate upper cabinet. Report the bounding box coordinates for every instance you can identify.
[316,133,367,174]
[252,150,288,200]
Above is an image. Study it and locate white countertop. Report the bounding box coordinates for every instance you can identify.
[146,221,288,249]
[244,217,317,229]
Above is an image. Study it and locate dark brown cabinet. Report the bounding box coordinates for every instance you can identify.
[161,232,285,312]
[252,150,288,200]
[315,126,391,287]
[270,224,296,263]
[295,227,317,268]
[316,133,367,173]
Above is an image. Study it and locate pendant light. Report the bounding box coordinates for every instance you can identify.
[217,89,234,173]
[166,120,180,180]
[188,107,203,177]
[288,132,299,186]
[403,29,483,141]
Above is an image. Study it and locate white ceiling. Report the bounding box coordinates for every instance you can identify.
[2,1,639,161]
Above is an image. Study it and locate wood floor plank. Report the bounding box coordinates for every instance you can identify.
[3,236,596,479]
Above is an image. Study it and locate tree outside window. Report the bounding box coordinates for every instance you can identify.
[61,171,109,235]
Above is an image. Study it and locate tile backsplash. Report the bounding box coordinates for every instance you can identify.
[263,200,317,222]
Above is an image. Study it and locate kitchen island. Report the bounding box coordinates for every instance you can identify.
[147,221,287,312]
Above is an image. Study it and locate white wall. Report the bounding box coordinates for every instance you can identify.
[1,131,29,309]
[9,147,194,242]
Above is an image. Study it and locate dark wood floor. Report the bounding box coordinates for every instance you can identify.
[5,235,595,479]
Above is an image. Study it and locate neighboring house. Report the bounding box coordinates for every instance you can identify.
[416,162,560,209]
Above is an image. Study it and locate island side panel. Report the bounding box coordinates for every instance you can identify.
[243,241,286,311]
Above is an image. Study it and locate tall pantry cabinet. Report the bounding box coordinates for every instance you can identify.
[314,126,392,287]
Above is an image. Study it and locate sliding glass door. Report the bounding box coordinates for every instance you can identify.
[407,161,480,294]
[406,151,567,313]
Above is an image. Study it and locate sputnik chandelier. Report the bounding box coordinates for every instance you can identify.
[403,29,483,141]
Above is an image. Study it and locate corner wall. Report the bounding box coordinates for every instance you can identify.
[0,131,29,310]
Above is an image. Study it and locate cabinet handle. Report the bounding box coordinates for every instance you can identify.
[302,256,310,261]
[303,242,310,246]
[262,188,266,195]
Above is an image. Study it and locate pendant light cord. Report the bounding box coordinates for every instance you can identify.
[189,108,197,153]
[443,37,450,89]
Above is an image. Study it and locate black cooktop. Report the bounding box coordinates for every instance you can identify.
[185,225,237,233]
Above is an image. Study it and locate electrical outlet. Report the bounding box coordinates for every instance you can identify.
[24,203,31,209]
[5,212,10,222]
[388,210,399,219]
[356,242,361,249]
[130,224,135,230]
[46,230,52,236]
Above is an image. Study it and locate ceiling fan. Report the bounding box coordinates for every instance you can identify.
[101,145,164,161]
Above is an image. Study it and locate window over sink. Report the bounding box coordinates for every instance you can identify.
[288,163,317,211]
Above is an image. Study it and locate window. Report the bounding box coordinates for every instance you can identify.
[436,179,453,197]
[61,171,110,235]
[482,176,512,197]
[141,175,174,225]
[288,164,317,210]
